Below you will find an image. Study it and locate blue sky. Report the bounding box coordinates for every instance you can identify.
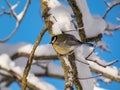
[0,0,120,90]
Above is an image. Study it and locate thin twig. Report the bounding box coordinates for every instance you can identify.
[21,26,47,90]
[103,0,120,19]
[63,27,84,33]
[106,26,120,31]
[0,7,11,16]
[85,45,118,67]
[78,74,102,80]
[0,0,31,43]
[85,47,96,60]
[5,0,18,19]
[87,58,118,67]
[76,59,89,65]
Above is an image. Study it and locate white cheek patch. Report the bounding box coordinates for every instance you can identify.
[51,36,57,44]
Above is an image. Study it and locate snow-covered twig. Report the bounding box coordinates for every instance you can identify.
[0,42,118,83]
[89,61,120,82]
[104,23,120,35]
[116,17,120,22]
[59,55,75,90]
[96,41,111,52]
[85,46,96,60]
[85,45,118,67]
[97,77,112,84]
[0,0,31,43]
[0,59,56,90]
[103,0,120,19]
[106,26,120,31]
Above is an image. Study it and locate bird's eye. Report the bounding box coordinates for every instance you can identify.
[51,36,57,44]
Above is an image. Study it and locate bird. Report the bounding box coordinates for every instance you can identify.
[51,34,93,55]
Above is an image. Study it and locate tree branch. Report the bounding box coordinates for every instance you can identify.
[0,66,44,90]
[103,0,120,19]
[11,52,58,60]
[0,0,31,43]
[67,0,86,42]
[9,45,120,83]
[22,26,47,90]
[68,53,83,90]
[58,55,74,90]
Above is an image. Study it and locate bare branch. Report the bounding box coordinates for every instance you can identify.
[85,47,96,60]
[78,74,102,80]
[22,26,47,90]
[76,59,89,65]
[0,7,12,16]
[87,59,118,67]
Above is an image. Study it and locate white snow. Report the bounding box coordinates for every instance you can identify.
[62,56,74,86]
[44,0,107,38]
[43,0,77,35]
[94,86,106,90]
[73,46,94,90]
[105,23,120,31]
[0,54,15,70]
[49,5,76,35]
[107,0,120,7]
[89,61,120,78]
[0,54,23,76]
[75,0,107,38]
[18,44,32,53]
[0,42,119,90]
[48,62,64,76]
[0,83,11,90]
[0,54,56,90]
[11,2,19,10]
[1,0,119,89]
[96,41,110,52]
[17,0,30,22]
[116,17,120,22]
[28,73,56,90]
[18,44,56,56]
[43,0,61,8]
[17,10,24,21]
[98,77,112,84]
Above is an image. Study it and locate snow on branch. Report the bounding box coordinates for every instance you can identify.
[0,54,57,90]
[0,0,31,43]
[89,61,120,82]
[116,17,120,22]
[85,46,118,67]
[103,23,120,36]
[96,41,111,52]
[0,42,119,83]
[103,0,120,19]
